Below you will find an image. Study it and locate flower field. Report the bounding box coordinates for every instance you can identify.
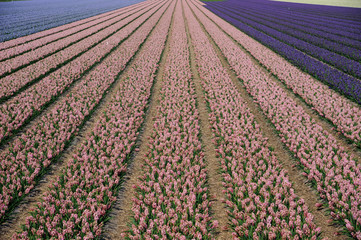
[0,0,360,239]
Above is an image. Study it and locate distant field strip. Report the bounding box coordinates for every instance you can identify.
[271,0,361,8]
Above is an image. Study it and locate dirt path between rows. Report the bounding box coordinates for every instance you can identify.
[0,3,169,238]
[183,2,232,239]
[187,1,344,239]
[99,4,176,239]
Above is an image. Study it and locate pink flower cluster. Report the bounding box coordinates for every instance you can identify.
[192,0,361,146]
[0,1,158,99]
[0,2,166,223]
[191,1,361,237]
[14,3,173,238]
[0,2,147,62]
[126,3,215,239]
[0,0,146,52]
[184,1,321,239]
[0,0,162,144]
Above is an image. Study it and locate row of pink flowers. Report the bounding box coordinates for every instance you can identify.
[14,3,173,239]
[0,2,167,224]
[191,0,361,147]
[0,0,147,52]
[126,2,215,239]
[184,1,321,239]
[0,2,147,62]
[191,1,361,238]
[0,1,161,99]
[0,0,164,145]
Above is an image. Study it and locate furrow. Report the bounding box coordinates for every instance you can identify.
[184,2,232,239]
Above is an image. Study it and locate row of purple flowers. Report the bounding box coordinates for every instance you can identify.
[204,0,361,105]
[194,1,361,147]
[211,4,361,62]
[214,0,361,42]
[185,1,321,239]
[206,3,361,79]
[193,1,361,237]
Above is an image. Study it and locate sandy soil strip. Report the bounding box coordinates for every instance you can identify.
[186,1,344,239]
